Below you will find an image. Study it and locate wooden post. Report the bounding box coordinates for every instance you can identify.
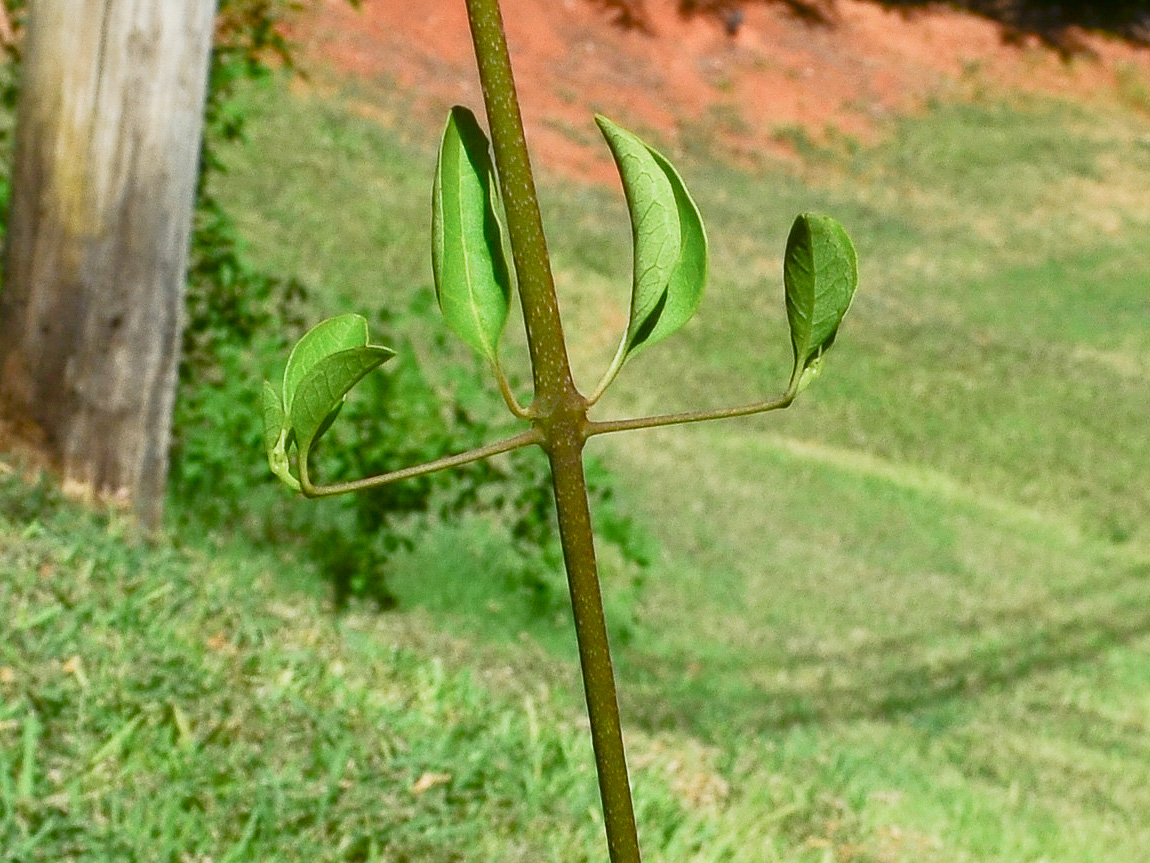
[0,0,218,528]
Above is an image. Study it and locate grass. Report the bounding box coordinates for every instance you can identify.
[5,64,1150,860]
[0,469,709,862]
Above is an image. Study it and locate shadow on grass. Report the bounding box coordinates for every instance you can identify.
[868,0,1150,55]
[620,561,1150,737]
[595,0,1150,53]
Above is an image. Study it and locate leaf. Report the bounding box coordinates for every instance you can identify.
[596,116,681,348]
[262,315,395,491]
[261,379,286,457]
[289,346,395,459]
[432,106,512,361]
[262,379,300,491]
[283,314,369,415]
[642,146,707,349]
[592,115,708,398]
[783,213,858,394]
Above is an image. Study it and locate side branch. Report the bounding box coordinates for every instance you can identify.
[298,428,544,498]
[586,393,795,439]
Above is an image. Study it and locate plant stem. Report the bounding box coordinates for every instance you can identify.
[298,429,542,498]
[464,0,574,410]
[464,1,642,861]
[548,423,643,863]
[587,392,795,438]
[492,358,532,418]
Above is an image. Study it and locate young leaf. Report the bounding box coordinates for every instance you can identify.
[262,379,286,457]
[643,146,707,349]
[432,106,512,361]
[289,346,395,459]
[592,115,707,399]
[263,315,396,491]
[783,213,858,395]
[597,116,680,343]
[283,314,370,415]
[261,379,300,491]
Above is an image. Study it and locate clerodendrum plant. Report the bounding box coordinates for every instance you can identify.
[261,0,857,860]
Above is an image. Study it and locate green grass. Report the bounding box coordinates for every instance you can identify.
[6,69,1150,860]
[0,469,711,862]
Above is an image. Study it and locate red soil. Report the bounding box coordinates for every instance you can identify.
[289,0,1150,180]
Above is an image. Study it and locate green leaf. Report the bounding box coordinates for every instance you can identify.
[283,314,369,415]
[592,115,708,398]
[597,116,680,347]
[642,146,707,349]
[783,213,858,394]
[261,379,286,457]
[262,379,300,491]
[263,315,395,490]
[289,346,395,460]
[432,106,512,361]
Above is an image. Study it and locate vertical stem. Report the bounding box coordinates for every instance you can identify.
[549,429,642,863]
[463,2,642,861]
[464,0,575,408]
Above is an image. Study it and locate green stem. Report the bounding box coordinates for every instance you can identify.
[464,0,574,409]
[586,334,630,407]
[492,358,532,418]
[588,392,795,438]
[464,2,642,861]
[548,423,643,863]
[298,429,542,498]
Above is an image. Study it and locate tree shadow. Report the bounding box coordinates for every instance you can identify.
[683,0,836,28]
[592,0,836,31]
[594,0,1150,53]
[868,0,1150,57]
[587,0,658,32]
[619,561,1150,739]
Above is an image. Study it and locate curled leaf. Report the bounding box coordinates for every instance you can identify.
[262,379,287,457]
[283,314,369,416]
[289,346,394,457]
[262,314,395,491]
[593,115,708,399]
[642,146,708,349]
[783,213,858,395]
[432,106,512,361]
[262,379,300,491]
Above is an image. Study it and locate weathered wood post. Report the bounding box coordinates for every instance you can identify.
[0,0,218,528]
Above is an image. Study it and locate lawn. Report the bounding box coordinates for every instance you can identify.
[3,60,1150,861]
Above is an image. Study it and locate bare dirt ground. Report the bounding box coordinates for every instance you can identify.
[289,0,1150,181]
